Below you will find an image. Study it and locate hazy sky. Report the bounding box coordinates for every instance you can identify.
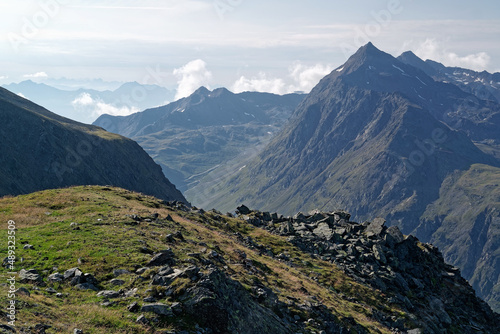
[1,0,499,98]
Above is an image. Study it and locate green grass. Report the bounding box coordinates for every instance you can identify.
[0,186,405,333]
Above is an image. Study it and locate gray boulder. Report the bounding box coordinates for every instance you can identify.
[19,269,45,286]
[312,222,334,240]
[97,290,121,299]
[48,273,64,282]
[366,218,386,237]
[141,303,173,316]
[146,249,176,267]
[64,267,83,280]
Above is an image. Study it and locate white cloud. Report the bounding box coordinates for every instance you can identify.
[415,38,490,71]
[72,92,94,106]
[71,93,139,117]
[0,75,8,80]
[232,73,286,94]
[23,72,49,79]
[232,63,333,95]
[173,59,212,100]
[288,63,334,93]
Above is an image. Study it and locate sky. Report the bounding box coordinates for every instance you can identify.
[1,0,500,103]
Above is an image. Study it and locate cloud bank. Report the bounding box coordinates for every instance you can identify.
[23,72,48,79]
[232,62,334,94]
[415,39,490,71]
[71,93,139,118]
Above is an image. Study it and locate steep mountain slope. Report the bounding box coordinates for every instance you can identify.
[0,87,186,203]
[398,51,500,104]
[203,43,497,218]
[417,164,500,311]
[0,186,497,333]
[94,88,305,191]
[2,80,174,124]
[198,43,500,310]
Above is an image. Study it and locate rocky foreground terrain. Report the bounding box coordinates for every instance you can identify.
[0,186,498,333]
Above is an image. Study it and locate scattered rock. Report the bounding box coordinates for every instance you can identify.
[97,290,120,299]
[74,283,99,291]
[48,273,64,282]
[372,244,387,264]
[127,301,140,312]
[64,267,82,280]
[19,269,45,286]
[16,287,30,296]
[73,329,83,334]
[385,226,405,247]
[109,279,125,286]
[136,314,150,325]
[236,205,251,215]
[146,249,176,267]
[141,303,173,316]
[135,267,148,275]
[113,269,130,277]
[365,218,386,237]
[312,222,334,240]
[23,244,34,250]
[46,287,57,294]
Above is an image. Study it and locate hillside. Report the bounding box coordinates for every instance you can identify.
[0,186,497,333]
[94,88,305,191]
[0,87,186,203]
[417,164,500,311]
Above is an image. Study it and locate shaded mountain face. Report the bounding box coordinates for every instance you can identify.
[94,87,303,136]
[398,50,500,104]
[323,43,500,143]
[2,80,174,124]
[198,43,500,311]
[0,87,186,203]
[94,88,305,191]
[416,164,500,312]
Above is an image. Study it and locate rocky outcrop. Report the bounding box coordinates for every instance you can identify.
[239,208,499,333]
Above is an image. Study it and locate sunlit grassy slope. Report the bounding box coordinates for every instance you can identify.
[0,186,406,333]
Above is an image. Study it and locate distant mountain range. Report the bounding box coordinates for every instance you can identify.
[180,43,500,312]
[93,87,305,191]
[2,80,175,124]
[0,86,186,203]
[398,50,500,104]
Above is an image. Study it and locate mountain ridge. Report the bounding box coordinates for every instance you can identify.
[0,86,186,203]
[194,43,500,312]
[94,88,305,191]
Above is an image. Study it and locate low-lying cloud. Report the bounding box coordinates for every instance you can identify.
[232,73,286,95]
[232,62,334,94]
[71,93,139,118]
[415,38,490,71]
[173,59,212,100]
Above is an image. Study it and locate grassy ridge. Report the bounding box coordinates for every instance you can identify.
[0,186,403,333]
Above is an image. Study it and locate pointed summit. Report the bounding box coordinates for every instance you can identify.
[193,86,210,96]
[356,41,381,55]
[341,42,394,71]
[319,43,402,86]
